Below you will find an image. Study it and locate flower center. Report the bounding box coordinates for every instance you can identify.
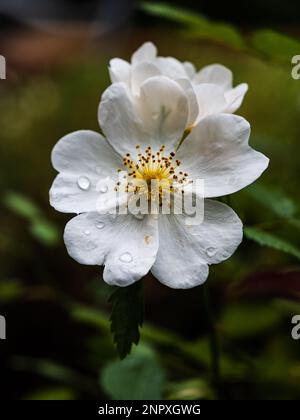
[115,145,190,204]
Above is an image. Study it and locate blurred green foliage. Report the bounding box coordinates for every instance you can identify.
[101,344,165,400]
[141,2,300,62]
[141,2,245,49]
[1,2,300,401]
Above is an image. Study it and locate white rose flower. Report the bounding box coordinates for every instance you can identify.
[109,42,248,129]
[50,75,268,289]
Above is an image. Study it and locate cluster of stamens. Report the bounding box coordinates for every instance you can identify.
[114,145,191,205]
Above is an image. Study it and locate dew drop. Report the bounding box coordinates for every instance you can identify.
[96,222,105,229]
[119,252,133,263]
[206,247,217,257]
[84,230,91,236]
[77,176,91,190]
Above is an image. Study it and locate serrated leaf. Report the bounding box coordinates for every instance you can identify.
[246,184,297,219]
[101,344,165,400]
[244,227,300,261]
[251,29,300,62]
[109,282,144,359]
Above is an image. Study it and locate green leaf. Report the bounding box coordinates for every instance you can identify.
[67,302,246,379]
[0,279,24,302]
[109,282,144,359]
[3,191,60,247]
[244,227,300,261]
[140,1,205,26]
[246,184,297,219]
[140,2,245,49]
[68,304,109,331]
[165,379,212,400]
[29,218,60,246]
[221,302,282,338]
[12,357,97,395]
[251,29,300,62]
[186,22,244,49]
[23,387,76,400]
[3,191,40,220]
[141,2,300,61]
[289,218,300,230]
[101,344,165,400]
[87,278,115,304]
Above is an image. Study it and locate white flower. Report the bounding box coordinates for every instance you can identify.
[109,42,248,129]
[50,75,268,289]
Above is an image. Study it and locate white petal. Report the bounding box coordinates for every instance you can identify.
[138,76,188,150]
[131,61,161,95]
[176,78,199,128]
[177,114,269,198]
[193,83,228,123]
[99,77,188,157]
[224,83,248,113]
[183,61,196,79]
[64,213,159,287]
[151,200,242,289]
[109,58,131,85]
[99,83,143,157]
[50,130,121,213]
[194,64,233,89]
[50,173,100,213]
[131,42,157,64]
[156,57,189,79]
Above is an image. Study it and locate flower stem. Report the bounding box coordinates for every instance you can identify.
[202,283,221,399]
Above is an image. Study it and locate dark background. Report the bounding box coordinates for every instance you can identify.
[0,0,300,401]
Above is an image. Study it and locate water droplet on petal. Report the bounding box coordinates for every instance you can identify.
[206,247,217,257]
[96,222,105,229]
[119,252,133,263]
[84,230,91,236]
[77,176,91,191]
